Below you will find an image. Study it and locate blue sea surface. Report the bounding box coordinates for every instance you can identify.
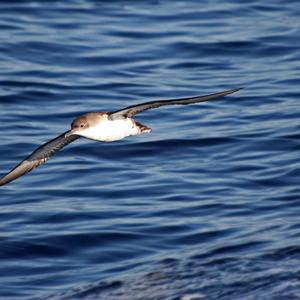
[1,1,300,299]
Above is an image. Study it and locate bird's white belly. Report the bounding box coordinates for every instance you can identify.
[82,118,138,142]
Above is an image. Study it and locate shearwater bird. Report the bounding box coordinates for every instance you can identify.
[0,88,241,186]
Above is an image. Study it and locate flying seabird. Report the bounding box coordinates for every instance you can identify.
[0,88,241,186]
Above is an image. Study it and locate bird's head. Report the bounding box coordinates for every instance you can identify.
[71,115,90,131]
[65,112,107,139]
[65,115,90,138]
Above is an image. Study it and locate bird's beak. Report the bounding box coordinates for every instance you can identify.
[65,130,77,138]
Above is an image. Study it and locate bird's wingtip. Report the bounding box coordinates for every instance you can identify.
[0,176,9,187]
[230,87,243,93]
[221,87,243,96]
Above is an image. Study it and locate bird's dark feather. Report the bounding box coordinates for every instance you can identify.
[0,132,79,186]
[108,88,241,119]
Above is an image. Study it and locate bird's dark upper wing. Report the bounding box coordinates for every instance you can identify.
[0,131,79,186]
[108,88,241,120]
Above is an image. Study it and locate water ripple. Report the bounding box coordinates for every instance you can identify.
[1,0,300,299]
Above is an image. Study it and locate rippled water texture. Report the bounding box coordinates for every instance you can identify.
[1,1,300,299]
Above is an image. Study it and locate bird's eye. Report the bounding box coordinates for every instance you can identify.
[80,124,84,128]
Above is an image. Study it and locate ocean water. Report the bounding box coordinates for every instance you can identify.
[1,1,300,299]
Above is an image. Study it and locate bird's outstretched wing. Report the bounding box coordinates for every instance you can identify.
[108,88,241,120]
[0,132,79,186]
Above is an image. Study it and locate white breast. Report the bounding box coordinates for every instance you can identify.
[80,118,139,142]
